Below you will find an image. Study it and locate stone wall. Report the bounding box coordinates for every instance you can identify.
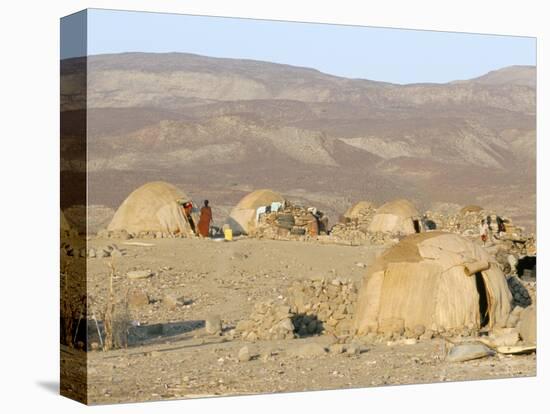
[235,278,358,341]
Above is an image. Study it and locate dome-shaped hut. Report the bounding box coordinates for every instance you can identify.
[368,199,421,235]
[228,189,285,235]
[108,181,195,236]
[354,232,512,336]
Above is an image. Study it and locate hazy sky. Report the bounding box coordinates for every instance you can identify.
[67,8,536,84]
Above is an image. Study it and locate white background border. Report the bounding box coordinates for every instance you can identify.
[0,1,546,412]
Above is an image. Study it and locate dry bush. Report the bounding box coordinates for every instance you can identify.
[102,262,131,350]
[102,262,116,351]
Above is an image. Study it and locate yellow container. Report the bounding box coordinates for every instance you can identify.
[224,228,233,241]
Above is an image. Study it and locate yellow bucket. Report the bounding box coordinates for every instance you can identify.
[224,228,233,241]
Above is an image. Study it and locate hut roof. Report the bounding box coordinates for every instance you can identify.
[377,199,419,217]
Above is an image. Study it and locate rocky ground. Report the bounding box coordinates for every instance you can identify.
[61,237,537,404]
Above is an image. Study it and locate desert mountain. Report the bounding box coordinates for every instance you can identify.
[61,53,536,230]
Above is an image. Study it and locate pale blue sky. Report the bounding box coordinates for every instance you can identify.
[64,8,536,84]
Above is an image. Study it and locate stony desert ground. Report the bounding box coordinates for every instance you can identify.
[61,237,536,404]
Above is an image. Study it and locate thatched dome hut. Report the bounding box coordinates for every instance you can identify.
[354,232,512,335]
[368,199,420,235]
[228,189,285,235]
[108,181,195,236]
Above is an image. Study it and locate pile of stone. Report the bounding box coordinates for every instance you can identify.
[61,243,125,259]
[286,278,358,337]
[235,278,358,342]
[235,301,296,341]
[254,201,328,240]
[97,229,190,240]
[329,226,395,245]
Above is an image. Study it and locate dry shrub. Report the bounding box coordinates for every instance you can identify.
[102,262,131,350]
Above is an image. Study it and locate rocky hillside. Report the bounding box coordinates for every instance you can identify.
[61,53,536,230]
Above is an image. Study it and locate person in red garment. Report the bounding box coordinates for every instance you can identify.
[198,200,212,237]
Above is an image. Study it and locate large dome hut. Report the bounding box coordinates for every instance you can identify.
[107,181,195,236]
[354,232,512,336]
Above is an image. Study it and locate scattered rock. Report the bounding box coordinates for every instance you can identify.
[127,289,150,307]
[111,247,123,258]
[238,346,251,362]
[420,329,434,340]
[328,343,346,354]
[292,342,327,358]
[205,314,222,335]
[379,318,405,336]
[446,343,495,362]
[245,331,258,342]
[518,305,536,344]
[126,270,153,279]
[483,328,520,347]
[413,324,426,337]
[163,294,180,310]
[345,343,361,356]
[99,249,110,258]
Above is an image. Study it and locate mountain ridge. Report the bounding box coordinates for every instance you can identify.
[61,52,536,230]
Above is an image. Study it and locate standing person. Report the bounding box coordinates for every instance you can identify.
[479,219,489,246]
[198,200,212,238]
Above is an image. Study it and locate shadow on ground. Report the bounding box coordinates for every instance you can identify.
[64,318,205,350]
[36,380,59,395]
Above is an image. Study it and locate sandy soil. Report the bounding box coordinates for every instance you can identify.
[69,237,535,404]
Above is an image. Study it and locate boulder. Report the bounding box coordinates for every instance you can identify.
[127,270,153,279]
[446,343,494,362]
[379,318,405,336]
[328,343,346,354]
[205,314,222,335]
[292,342,327,358]
[238,346,252,362]
[518,305,536,344]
